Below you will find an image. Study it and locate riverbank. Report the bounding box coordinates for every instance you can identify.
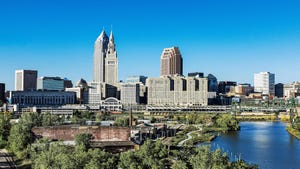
[236,115,277,121]
[286,125,300,140]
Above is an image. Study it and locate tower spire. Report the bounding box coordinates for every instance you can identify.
[109,29,114,43]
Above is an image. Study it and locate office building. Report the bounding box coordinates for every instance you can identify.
[0,83,5,103]
[63,78,73,89]
[275,83,284,98]
[93,29,118,85]
[65,78,88,104]
[254,72,275,95]
[235,84,254,96]
[146,76,207,106]
[160,47,182,76]
[37,77,64,91]
[207,74,218,92]
[121,83,140,105]
[126,75,147,84]
[218,81,237,94]
[10,91,76,106]
[15,70,38,91]
[283,82,300,98]
[87,82,103,105]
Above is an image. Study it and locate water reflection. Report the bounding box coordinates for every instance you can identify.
[209,122,300,169]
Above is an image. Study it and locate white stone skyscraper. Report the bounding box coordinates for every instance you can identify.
[93,29,109,82]
[105,31,118,84]
[93,29,118,85]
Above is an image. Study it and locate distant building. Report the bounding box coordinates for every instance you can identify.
[275,83,284,98]
[15,70,38,91]
[94,29,118,85]
[254,72,275,96]
[63,78,73,89]
[146,76,207,106]
[87,82,103,105]
[218,81,237,94]
[121,83,140,105]
[0,83,5,103]
[283,82,300,98]
[160,47,183,76]
[207,74,218,92]
[65,78,88,104]
[188,72,204,78]
[94,29,109,82]
[105,31,118,85]
[10,91,76,106]
[37,77,65,91]
[235,84,254,96]
[125,75,147,85]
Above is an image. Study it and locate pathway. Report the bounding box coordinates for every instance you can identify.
[177,128,202,147]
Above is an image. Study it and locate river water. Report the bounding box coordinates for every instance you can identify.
[210,122,300,169]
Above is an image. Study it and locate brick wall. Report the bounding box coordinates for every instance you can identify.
[32,126,130,141]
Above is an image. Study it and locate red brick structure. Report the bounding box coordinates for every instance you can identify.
[32,126,130,141]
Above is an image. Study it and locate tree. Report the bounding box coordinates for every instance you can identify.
[214,114,239,131]
[41,112,64,126]
[119,150,143,169]
[114,117,129,127]
[75,133,93,151]
[171,160,188,169]
[0,112,11,147]
[119,140,168,169]
[189,146,230,169]
[8,112,40,158]
[137,139,168,168]
[231,160,259,169]
[31,141,75,169]
[84,149,118,169]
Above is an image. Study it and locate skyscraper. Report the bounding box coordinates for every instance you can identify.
[15,70,38,91]
[93,29,118,85]
[275,83,284,98]
[105,31,118,85]
[254,72,275,95]
[160,47,183,76]
[0,83,5,103]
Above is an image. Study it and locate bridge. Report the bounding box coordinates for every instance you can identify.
[146,105,287,114]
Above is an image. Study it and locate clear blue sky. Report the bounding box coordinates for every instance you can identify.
[1,0,300,90]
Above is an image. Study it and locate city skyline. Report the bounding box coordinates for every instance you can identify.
[1,0,300,90]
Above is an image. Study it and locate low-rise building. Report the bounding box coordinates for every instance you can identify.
[37,76,65,91]
[235,83,254,96]
[10,90,76,106]
[218,81,237,94]
[284,82,300,98]
[125,75,147,85]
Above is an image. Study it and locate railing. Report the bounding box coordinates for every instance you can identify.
[0,151,18,169]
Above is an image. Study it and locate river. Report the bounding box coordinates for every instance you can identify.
[209,122,300,169]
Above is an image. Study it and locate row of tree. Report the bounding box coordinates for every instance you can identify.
[30,137,258,169]
[178,113,240,131]
[1,112,257,168]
